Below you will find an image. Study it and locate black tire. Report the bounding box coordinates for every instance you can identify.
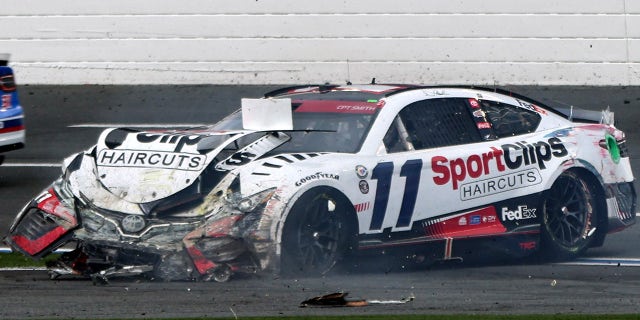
[281,188,354,275]
[541,171,597,259]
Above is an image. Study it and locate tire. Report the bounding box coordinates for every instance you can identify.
[541,171,597,259]
[281,188,354,275]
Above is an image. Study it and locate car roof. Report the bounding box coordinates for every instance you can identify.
[264,83,568,119]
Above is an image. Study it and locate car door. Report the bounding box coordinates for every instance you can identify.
[365,97,499,234]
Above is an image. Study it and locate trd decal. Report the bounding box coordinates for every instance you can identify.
[369,159,422,230]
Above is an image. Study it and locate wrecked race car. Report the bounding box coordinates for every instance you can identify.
[5,84,636,282]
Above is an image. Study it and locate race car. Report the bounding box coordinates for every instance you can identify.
[5,84,636,282]
[0,54,25,165]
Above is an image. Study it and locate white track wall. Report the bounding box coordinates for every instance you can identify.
[2,0,639,85]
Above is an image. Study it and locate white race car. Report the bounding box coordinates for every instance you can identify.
[6,84,636,282]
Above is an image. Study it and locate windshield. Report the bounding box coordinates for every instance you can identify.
[212,108,377,153]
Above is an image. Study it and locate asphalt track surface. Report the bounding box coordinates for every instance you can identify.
[1,85,640,319]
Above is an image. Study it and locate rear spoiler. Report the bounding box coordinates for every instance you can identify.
[554,106,615,125]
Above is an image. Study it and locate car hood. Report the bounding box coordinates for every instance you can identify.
[94,127,288,203]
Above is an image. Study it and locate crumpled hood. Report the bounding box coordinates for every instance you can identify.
[94,128,288,203]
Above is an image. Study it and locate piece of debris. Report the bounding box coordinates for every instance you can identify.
[300,292,414,308]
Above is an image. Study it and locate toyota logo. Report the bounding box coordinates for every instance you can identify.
[121,215,146,233]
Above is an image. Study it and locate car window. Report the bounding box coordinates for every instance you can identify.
[384,98,482,152]
[212,108,375,153]
[481,100,541,137]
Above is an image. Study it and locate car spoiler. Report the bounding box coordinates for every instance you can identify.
[554,106,615,125]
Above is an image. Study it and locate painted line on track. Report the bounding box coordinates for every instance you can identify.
[1,163,61,167]
[556,257,640,267]
[0,247,72,254]
[69,123,208,128]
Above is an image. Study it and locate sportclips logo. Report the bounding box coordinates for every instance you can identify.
[432,137,568,200]
[97,149,206,171]
[98,131,207,171]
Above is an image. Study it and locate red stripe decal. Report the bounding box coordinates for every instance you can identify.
[11,226,68,256]
[294,100,380,114]
[0,124,24,134]
[424,206,507,238]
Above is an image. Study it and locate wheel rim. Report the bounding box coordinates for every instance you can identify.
[544,174,591,248]
[293,196,342,273]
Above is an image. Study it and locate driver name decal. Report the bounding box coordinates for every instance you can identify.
[97,149,206,171]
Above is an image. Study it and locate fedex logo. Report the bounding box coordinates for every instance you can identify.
[501,205,537,221]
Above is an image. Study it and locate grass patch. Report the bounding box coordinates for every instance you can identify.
[0,252,59,268]
[97,315,640,320]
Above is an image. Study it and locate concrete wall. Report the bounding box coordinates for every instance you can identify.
[2,0,639,85]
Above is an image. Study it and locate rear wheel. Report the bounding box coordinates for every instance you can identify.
[541,171,597,259]
[281,189,354,275]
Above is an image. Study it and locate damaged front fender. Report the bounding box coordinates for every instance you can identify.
[6,180,78,258]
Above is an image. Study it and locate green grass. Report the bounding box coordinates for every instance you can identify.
[0,252,58,268]
[97,315,640,320]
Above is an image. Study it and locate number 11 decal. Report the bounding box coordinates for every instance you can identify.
[369,159,423,230]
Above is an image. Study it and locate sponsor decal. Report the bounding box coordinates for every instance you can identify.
[468,98,480,108]
[104,130,204,152]
[515,99,547,115]
[355,165,368,179]
[97,149,206,171]
[1,94,10,109]
[354,202,370,213]
[294,172,340,186]
[432,137,568,191]
[477,122,491,129]
[359,180,370,194]
[519,241,536,250]
[423,206,507,238]
[223,151,257,167]
[472,109,485,118]
[136,133,203,153]
[460,168,542,200]
[501,205,537,221]
[483,215,496,223]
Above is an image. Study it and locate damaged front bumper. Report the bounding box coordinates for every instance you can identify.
[5,178,281,282]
